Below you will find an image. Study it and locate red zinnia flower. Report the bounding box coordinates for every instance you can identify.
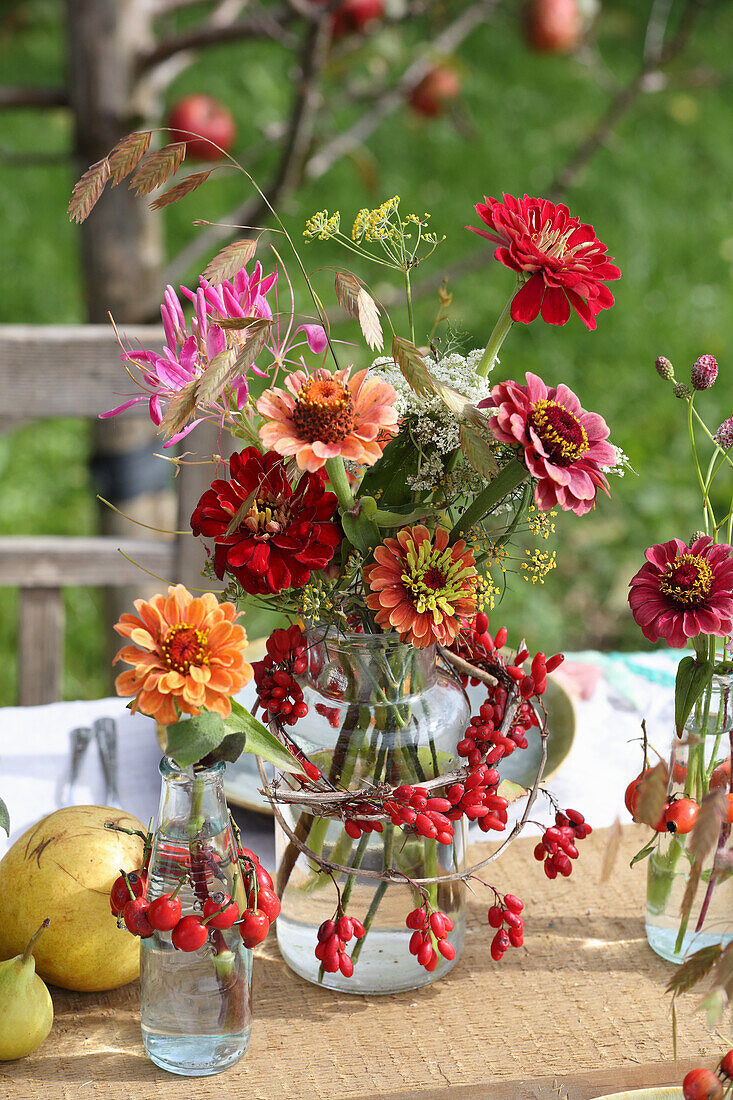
[467,193,620,329]
[628,536,733,648]
[190,447,341,595]
[481,372,615,516]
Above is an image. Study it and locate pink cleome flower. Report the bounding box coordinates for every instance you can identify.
[481,372,616,516]
[101,262,326,446]
[629,536,733,648]
[466,193,620,330]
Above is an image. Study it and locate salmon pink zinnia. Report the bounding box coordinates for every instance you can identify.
[114,584,252,725]
[628,537,733,648]
[481,372,615,516]
[467,193,620,330]
[256,366,399,472]
[364,525,477,649]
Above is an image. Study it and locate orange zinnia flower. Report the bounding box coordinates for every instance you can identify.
[256,366,398,473]
[364,525,477,649]
[114,584,252,725]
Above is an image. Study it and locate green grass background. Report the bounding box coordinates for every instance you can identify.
[1,0,732,703]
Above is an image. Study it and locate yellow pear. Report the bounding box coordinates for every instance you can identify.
[0,920,53,1060]
[0,806,145,991]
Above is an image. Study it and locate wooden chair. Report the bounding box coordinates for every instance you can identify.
[0,324,222,705]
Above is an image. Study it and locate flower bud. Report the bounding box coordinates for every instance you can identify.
[714,415,733,451]
[654,356,674,380]
[691,354,718,390]
[689,531,706,545]
[673,382,692,400]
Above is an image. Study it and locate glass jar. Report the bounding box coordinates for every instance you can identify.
[646,665,733,963]
[140,758,252,1076]
[275,629,469,994]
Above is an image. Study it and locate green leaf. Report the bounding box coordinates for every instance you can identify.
[630,836,659,867]
[497,779,525,804]
[450,458,529,541]
[675,656,714,736]
[340,505,382,557]
[0,796,9,837]
[358,432,419,510]
[165,712,228,769]
[459,420,499,480]
[228,700,307,775]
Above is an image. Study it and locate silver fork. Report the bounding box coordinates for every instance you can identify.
[94,717,120,806]
[60,727,93,806]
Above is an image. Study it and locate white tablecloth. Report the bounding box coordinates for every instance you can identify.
[0,651,680,868]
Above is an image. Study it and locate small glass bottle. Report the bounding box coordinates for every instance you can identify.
[140,758,252,1076]
[646,664,733,963]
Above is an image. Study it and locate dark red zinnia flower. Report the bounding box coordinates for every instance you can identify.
[628,536,733,648]
[190,447,341,595]
[466,193,621,330]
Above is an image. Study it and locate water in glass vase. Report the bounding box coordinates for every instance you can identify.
[141,759,252,1076]
[645,664,733,964]
[274,630,469,995]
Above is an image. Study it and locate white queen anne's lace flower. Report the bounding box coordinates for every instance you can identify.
[369,349,494,491]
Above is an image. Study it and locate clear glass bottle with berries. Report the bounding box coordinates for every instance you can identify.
[273,628,470,994]
[140,758,252,1075]
[646,664,733,963]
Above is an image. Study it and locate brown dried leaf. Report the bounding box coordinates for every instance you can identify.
[150,170,212,210]
[460,420,499,479]
[392,334,436,398]
[666,942,722,995]
[157,379,198,439]
[710,940,733,997]
[679,857,702,926]
[216,316,261,331]
[129,143,186,197]
[356,287,383,351]
[230,318,272,373]
[689,788,727,862]
[334,270,361,317]
[68,157,111,224]
[195,348,236,407]
[224,488,258,537]
[108,131,152,186]
[634,761,668,827]
[202,239,257,286]
[600,817,624,883]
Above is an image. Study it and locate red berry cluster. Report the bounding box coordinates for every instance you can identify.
[406,905,456,970]
[384,785,455,845]
[343,807,384,839]
[445,765,508,835]
[236,846,281,947]
[253,625,309,727]
[534,809,592,879]
[487,894,524,959]
[315,912,366,977]
[110,843,281,952]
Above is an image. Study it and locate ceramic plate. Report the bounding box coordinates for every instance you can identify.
[224,645,576,814]
[592,1090,682,1100]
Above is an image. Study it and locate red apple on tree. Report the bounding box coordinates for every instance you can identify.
[167,94,236,162]
[408,66,461,119]
[330,0,385,38]
[523,0,582,54]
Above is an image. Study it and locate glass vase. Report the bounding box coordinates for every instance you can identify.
[274,629,469,995]
[646,664,733,963]
[140,758,252,1076]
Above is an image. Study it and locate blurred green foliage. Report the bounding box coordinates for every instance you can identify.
[1,0,732,703]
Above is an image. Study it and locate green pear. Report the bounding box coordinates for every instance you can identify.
[0,919,53,1060]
